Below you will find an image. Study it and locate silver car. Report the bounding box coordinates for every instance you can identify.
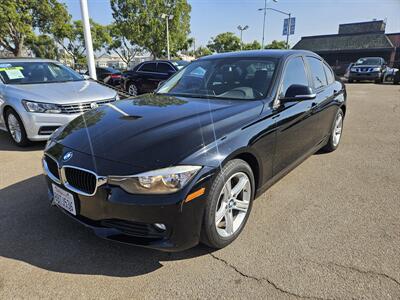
[0,58,119,146]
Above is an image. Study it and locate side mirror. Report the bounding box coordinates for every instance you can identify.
[82,74,90,80]
[280,84,316,102]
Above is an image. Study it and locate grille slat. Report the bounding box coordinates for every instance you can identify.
[58,98,116,114]
[64,167,97,195]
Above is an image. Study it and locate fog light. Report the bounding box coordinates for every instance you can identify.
[154,223,166,231]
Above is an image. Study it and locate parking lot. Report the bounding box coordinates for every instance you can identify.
[0,83,399,299]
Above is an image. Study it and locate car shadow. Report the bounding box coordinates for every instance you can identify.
[0,131,46,151]
[0,175,212,277]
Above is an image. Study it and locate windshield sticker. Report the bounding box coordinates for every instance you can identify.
[4,68,24,79]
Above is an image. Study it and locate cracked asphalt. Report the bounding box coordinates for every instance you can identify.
[0,83,399,299]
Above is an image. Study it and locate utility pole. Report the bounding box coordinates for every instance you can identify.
[79,0,96,80]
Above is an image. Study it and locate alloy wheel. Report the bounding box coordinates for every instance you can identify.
[215,172,251,238]
[7,113,22,143]
[128,84,138,96]
[332,112,343,147]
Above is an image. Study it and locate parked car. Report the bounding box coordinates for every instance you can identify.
[121,60,189,95]
[87,67,122,86]
[382,67,399,82]
[43,50,346,251]
[0,58,119,146]
[348,57,387,83]
[394,69,400,85]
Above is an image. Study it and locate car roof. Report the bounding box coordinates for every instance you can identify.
[0,57,59,63]
[197,49,317,61]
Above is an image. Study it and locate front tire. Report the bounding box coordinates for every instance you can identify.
[322,108,344,153]
[201,159,255,249]
[5,109,30,147]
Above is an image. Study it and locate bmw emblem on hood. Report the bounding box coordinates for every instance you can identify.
[63,152,73,162]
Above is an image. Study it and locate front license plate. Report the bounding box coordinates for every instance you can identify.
[52,184,76,216]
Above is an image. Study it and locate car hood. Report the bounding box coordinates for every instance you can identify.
[55,94,264,171]
[6,80,117,103]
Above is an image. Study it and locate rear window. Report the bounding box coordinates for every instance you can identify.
[139,62,156,72]
[323,63,335,85]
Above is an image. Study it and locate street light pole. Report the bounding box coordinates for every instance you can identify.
[286,13,291,49]
[261,0,267,49]
[161,14,173,60]
[79,0,96,80]
[237,25,249,50]
[258,0,278,49]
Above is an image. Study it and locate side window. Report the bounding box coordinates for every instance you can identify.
[157,63,174,73]
[306,57,327,89]
[280,56,309,98]
[139,62,156,72]
[323,63,335,85]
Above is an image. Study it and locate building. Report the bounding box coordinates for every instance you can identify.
[95,53,152,70]
[293,20,400,75]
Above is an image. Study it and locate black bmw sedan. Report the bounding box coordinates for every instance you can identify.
[43,50,346,251]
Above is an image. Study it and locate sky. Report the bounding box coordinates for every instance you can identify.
[62,0,400,47]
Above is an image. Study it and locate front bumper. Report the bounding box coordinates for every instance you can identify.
[19,111,80,141]
[348,71,382,81]
[43,148,214,252]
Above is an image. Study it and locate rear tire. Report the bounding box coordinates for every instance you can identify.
[321,108,344,153]
[5,108,30,147]
[201,159,255,249]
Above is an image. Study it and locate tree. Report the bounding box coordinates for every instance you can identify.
[26,34,58,59]
[107,24,143,67]
[0,0,69,57]
[194,46,212,58]
[207,32,241,53]
[53,19,111,67]
[243,40,262,50]
[265,40,289,49]
[111,0,191,59]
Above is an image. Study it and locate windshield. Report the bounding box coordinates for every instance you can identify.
[355,58,382,66]
[157,57,278,100]
[0,62,84,84]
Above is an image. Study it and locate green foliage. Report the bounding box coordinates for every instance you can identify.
[26,34,58,59]
[207,32,241,53]
[53,19,111,67]
[194,46,212,58]
[107,24,143,66]
[243,40,262,50]
[265,40,289,49]
[0,0,69,56]
[111,0,191,59]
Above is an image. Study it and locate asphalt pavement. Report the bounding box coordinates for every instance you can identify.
[0,83,399,299]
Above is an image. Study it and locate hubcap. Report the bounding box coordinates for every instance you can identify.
[215,172,251,238]
[128,84,137,96]
[332,113,343,147]
[7,114,22,143]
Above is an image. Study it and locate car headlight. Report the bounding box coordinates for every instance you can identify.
[108,165,202,194]
[372,67,381,72]
[22,100,61,113]
[350,67,357,72]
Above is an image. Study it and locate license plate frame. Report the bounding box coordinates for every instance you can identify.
[52,184,76,216]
